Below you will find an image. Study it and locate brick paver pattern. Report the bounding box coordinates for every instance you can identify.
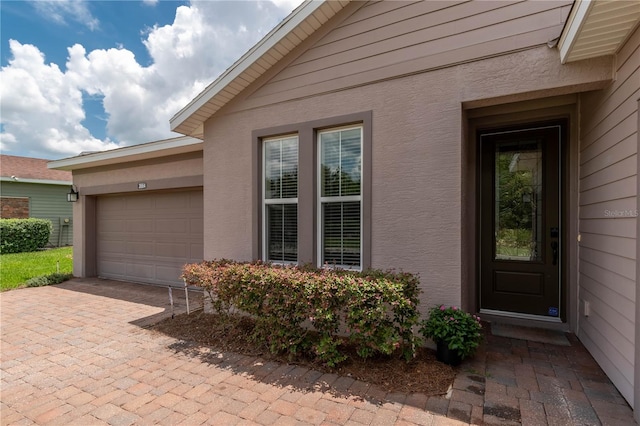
[0,279,635,425]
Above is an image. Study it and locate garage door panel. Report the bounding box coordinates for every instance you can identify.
[100,219,127,232]
[98,240,126,255]
[127,219,154,233]
[190,243,204,259]
[155,192,191,208]
[190,218,203,233]
[127,242,154,255]
[126,263,155,280]
[156,219,188,233]
[126,195,154,210]
[97,190,203,286]
[189,192,203,208]
[99,260,126,277]
[156,242,188,258]
[101,197,127,211]
[155,265,184,285]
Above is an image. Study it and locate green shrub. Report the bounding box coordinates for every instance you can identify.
[419,305,483,360]
[24,276,49,287]
[182,260,421,366]
[0,219,53,254]
[25,272,73,287]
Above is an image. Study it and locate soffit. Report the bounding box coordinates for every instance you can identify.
[170,0,349,138]
[559,0,640,64]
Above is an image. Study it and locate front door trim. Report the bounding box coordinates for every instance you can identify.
[477,120,567,322]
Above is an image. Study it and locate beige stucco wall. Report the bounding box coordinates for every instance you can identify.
[72,152,203,189]
[202,45,612,310]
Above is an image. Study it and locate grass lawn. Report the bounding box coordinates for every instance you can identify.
[1,247,73,291]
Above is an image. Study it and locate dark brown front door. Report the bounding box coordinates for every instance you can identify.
[479,123,563,319]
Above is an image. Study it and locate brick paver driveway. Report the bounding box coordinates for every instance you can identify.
[1,279,457,425]
[1,278,635,425]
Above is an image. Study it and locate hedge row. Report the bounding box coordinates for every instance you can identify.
[0,219,53,254]
[25,273,74,288]
[182,260,422,366]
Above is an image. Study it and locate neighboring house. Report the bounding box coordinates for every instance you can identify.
[1,155,73,247]
[50,0,639,416]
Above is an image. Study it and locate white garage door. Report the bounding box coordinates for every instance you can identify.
[96,190,203,286]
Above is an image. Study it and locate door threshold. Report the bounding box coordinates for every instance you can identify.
[480,309,570,332]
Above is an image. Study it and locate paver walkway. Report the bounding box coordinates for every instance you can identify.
[0,278,635,425]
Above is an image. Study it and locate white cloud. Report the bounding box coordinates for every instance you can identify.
[142,0,159,6]
[31,0,100,31]
[0,0,302,159]
[270,0,304,13]
[0,40,118,158]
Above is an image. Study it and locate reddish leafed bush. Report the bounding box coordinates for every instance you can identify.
[182,260,421,366]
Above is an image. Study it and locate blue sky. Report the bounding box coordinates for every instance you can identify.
[0,0,301,159]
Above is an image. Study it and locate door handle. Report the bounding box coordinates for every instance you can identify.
[551,241,558,266]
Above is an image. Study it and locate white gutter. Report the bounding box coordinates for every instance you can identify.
[0,177,71,185]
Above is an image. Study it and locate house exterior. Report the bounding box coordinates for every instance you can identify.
[49,137,204,286]
[1,155,73,247]
[50,0,639,415]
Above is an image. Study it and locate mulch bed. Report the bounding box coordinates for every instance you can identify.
[152,311,456,395]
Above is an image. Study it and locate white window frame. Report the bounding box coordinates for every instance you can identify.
[317,125,363,270]
[262,134,298,264]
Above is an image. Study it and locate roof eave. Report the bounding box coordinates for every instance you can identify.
[0,177,72,185]
[559,0,640,64]
[559,0,594,64]
[170,0,349,137]
[48,136,203,171]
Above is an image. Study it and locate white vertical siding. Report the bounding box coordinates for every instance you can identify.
[578,26,639,406]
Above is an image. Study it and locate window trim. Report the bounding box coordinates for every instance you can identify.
[252,111,372,269]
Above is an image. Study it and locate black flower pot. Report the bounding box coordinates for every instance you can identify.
[436,340,462,366]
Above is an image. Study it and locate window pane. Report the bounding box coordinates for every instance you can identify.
[340,129,361,196]
[322,201,360,267]
[264,136,298,263]
[281,139,298,198]
[265,142,281,199]
[321,132,340,197]
[266,204,297,262]
[494,140,542,261]
[265,137,298,200]
[320,129,361,197]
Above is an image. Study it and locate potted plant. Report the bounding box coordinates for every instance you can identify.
[419,305,483,366]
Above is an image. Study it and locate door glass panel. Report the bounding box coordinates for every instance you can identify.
[494,140,542,261]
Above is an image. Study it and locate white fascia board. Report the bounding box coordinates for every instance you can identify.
[0,177,71,185]
[48,136,202,171]
[559,0,595,64]
[169,0,326,132]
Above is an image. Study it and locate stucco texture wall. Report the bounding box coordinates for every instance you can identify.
[201,45,612,310]
[72,152,203,190]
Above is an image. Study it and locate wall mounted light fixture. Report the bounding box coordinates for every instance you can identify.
[67,185,79,202]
